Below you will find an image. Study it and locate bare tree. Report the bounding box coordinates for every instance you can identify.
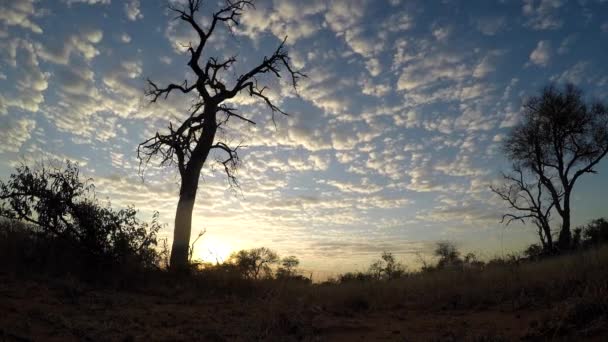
[137,0,304,269]
[491,165,555,252]
[497,84,608,250]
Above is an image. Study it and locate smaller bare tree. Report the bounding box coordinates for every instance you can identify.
[491,164,556,252]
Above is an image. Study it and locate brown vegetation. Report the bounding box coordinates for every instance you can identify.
[2,214,608,340]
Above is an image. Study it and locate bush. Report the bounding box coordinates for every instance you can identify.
[0,161,162,276]
[580,218,608,247]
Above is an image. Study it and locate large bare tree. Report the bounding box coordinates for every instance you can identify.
[494,84,608,251]
[138,0,303,269]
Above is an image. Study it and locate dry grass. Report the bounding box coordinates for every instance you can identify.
[1,237,608,340]
[309,246,608,312]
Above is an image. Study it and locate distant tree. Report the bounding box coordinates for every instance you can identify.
[229,247,279,279]
[368,251,405,280]
[276,255,299,279]
[493,84,608,251]
[434,241,462,269]
[0,161,161,268]
[137,0,304,269]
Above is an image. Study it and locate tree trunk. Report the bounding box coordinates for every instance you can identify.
[558,208,571,250]
[557,189,572,250]
[169,108,217,270]
[544,225,553,252]
[170,168,201,270]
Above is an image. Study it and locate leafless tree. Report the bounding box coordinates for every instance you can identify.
[491,165,555,252]
[495,84,608,250]
[137,0,304,269]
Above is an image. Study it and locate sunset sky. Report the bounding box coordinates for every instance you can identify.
[1,0,608,278]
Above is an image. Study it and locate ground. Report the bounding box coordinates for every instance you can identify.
[1,274,605,341]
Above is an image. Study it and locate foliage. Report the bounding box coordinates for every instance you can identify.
[368,251,406,280]
[0,161,162,271]
[523,243,545,259]
[276,255,300,279]
[434,241,462,269]
[495,83,608,250]
[228,247,279,279]
[574,218,608,249]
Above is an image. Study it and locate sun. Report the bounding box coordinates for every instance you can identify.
[193,236,234,264]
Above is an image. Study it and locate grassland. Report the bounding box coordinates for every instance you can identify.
[1,245,607,341]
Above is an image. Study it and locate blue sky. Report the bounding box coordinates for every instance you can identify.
[1,0,607,278]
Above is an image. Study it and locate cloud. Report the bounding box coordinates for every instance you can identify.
[125,0,143,21]
[0,39,49,114]
[417,202,501,225]
[120,33,131,43]
[475,16,506,36]
[473,56,495,78]
[0,116,36,153]
[551,61,590,84]
[522,0,564,30]
[0,0,44,33]
[64,0,111,5]
[396,51,470,98]
[432,24,451,42]
[529,40,551,66]
[557,34,577,54]
[239,0,326,44]
[35,29,104,65]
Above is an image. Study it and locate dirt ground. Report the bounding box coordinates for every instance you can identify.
[0,275,604,341]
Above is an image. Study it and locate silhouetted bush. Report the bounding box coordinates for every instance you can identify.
[0,161,162,277]
[523,243,545,259]
[338,271,376,283]
[579,218,608,248]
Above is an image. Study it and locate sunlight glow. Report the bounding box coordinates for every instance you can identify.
[193,236,234,264]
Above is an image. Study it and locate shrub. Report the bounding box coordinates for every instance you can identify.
[0,161,162,275]
[580,218,608,247]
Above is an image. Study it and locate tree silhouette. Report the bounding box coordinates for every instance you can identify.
[229,247,279,279]
[491,165,555,252]
[137,0,304,269]
[494,84,608,250]
[434,241,461,269]
[368,251,405,279]
[276,255,299,278]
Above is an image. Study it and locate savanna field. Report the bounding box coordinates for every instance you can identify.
[1,217,608,341]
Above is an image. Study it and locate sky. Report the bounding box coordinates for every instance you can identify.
[1,0,608,278]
